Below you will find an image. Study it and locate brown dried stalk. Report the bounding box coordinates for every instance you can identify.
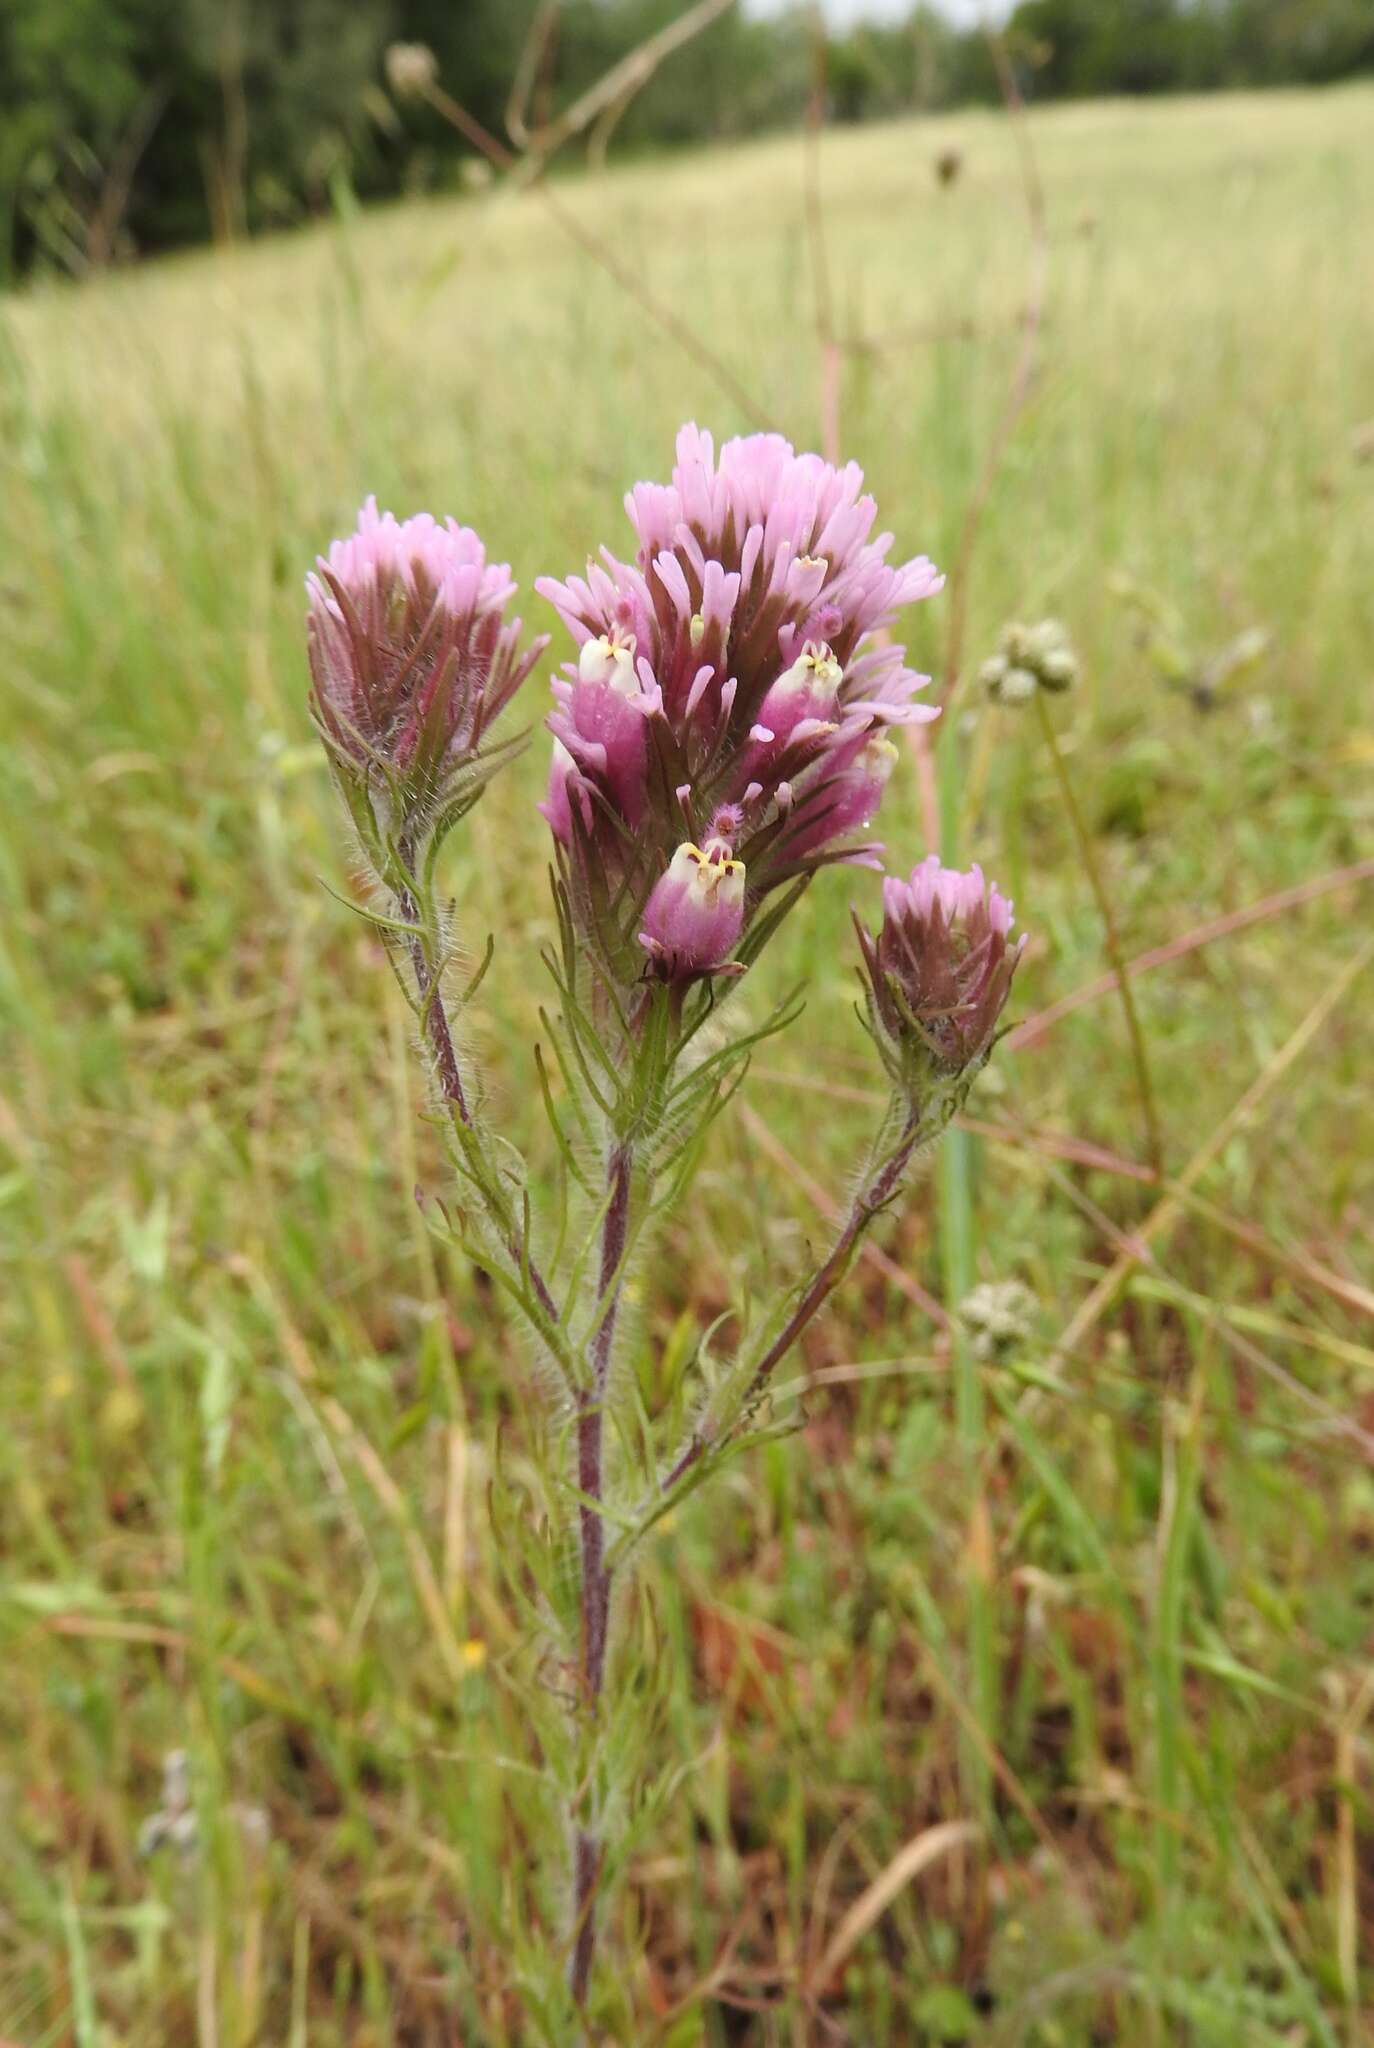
[417,11,768,428]
[935,25,1049,716]
[509,0,737,168]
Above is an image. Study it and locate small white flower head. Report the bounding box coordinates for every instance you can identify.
[959,1279,1038,1359]
[983,618,1080,706]
[386,42,438,99]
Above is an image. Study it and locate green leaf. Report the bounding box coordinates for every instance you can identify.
[199,1340,235,1483]
[913,1983,979,2040]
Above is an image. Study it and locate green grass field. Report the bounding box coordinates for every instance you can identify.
[3,82,1373,2045]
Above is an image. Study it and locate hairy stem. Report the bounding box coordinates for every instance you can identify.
[1034,694,1164,1175]
[394,860,560,1326]
[396,877,470,1123]
[570,1141,632,2006]
[664,1106,922,1492]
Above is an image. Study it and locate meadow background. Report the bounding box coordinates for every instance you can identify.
[2,71,1374,2047]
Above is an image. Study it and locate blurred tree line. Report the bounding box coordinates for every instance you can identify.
[2,0,1371,279]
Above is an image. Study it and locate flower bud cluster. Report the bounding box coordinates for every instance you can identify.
[980,618,1079,706]
[537,425,943,982]
[857,856,1025,1102]
[306,497,547,846]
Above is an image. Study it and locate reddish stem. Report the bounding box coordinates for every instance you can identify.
[570,1143,632,2005]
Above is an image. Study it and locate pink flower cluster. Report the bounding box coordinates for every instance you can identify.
[537,426,943,979]
[307,497,546,787]
[859,857,1026,1078]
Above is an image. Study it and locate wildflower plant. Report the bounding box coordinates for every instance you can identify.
[305,427,1027,2027]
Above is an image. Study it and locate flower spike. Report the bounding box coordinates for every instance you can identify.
[307,497,547,852]
[858,856,1026,1104]
[536,425,943,992]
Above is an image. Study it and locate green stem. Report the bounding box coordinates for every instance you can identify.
[1035,692,1164,1175]
[395,871,470,1123]
[392,837,561,1332]
[940,715,994,1820]
[1153,1377,1202,1933]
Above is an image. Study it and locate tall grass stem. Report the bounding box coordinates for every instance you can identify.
[1034,691,1164,1175]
